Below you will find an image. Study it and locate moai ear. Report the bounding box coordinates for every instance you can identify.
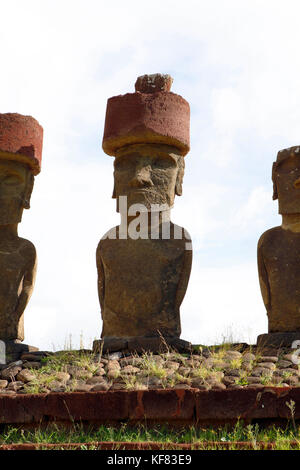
[272,162,278,200]
[23,173,34,209]
[175,156,185,196]
[175,177,183,196]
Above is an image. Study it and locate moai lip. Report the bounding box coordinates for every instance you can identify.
[257,145,300,347]
[95,75,192,354]
[0,113,43,359]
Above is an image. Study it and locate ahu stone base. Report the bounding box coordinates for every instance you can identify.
[0,340,38,364]
[257,332,300,349]
[93,336,192,354]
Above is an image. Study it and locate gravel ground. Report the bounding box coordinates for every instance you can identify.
[0,346,299,394]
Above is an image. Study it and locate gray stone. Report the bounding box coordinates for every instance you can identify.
[91,383,110,392]
[0,365,22,380]
[277,360,292,368]
[257,362,276,370]
[16,369,35,383]
[259,356,278,363]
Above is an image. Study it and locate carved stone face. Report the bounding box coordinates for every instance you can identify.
[113,144,184,212]
[0,160,34,224]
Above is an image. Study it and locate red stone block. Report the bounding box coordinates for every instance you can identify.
[0,391,131,424]
[0,113,43,174]
[102,91,190,156]
[195,388,292,422]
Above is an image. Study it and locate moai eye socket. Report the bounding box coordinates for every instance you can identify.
[151,154,177,170]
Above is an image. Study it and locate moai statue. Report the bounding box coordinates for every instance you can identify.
[257,146,300,347]
[94,74,192,353]
[0,113,43,360]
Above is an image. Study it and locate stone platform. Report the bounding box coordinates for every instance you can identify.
[0,388,299,429]
[93,336,192,354]
[0,341,38,364]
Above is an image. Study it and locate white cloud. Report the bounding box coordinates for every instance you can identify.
[181,262,267,345]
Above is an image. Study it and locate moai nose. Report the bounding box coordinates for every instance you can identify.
[129,167,153,188]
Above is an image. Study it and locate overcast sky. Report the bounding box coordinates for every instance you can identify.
[1,0,299,350]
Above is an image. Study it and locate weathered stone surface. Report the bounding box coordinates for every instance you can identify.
[277,360,293,368]
[97,217,192,340]
[257,146,300,339]
[86,376,107,385]
[7,381,23,391]
[22,361,41,369]
[222,376,237,386]
[103,74,190,156]
[20,351,52,361]
[107,360,121,370]
[257,332,300,348]
[0,113,43,350]
[107,369,120,379]
[211,383,226,391]
[94,367,106,376]
[223,351,242,360]
[0,380,7,389]
[96,336,192,354]
[242,353,256,361]
[0,113,43,175]
[95,77,192,353]
[16,369,35,383]
[246,377,263,384]
[122,365,140,375]
[73,384,93,393]
[273,367,298,377]
[257,362,276,370]
[135,74,173,94]
[90,382,110,392]
[259,356,279,363]
[55,372,70,383]
[224,368,240,377]
[251,367,273,377]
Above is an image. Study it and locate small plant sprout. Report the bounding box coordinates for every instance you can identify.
[286,399,296,432]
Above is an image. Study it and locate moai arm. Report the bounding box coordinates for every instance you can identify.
[14,243,37,321]
[257,236,271,314]
[175,243,192,311]
[96,243,105,312]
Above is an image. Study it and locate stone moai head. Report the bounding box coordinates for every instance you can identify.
[102,74,190,212]
[0,113,43,223]
[272,146,300,214]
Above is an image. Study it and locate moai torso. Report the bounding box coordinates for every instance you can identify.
[258,226,300,332]
[97,224,191,337]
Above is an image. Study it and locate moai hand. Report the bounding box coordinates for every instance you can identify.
[0,114,43,360]
[94,74,193,354]
[257,146,300,347]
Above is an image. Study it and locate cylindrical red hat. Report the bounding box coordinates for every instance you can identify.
[0,113,43,175]
[102,74,190,156]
